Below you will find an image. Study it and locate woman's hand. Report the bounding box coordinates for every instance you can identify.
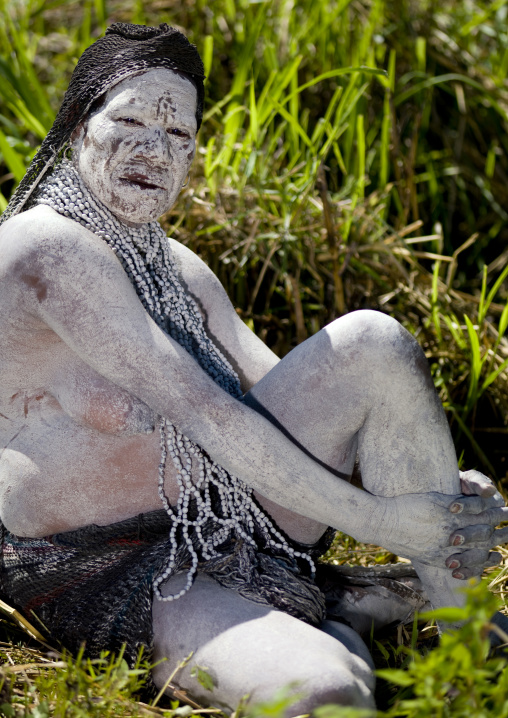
[443,469,508,579]
[372,474,508,573]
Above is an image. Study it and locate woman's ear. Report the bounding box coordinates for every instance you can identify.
[70,122,86,152]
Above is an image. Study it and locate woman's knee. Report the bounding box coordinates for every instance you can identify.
[152,596,376,714]
[249,623,375,713]
[326,310,429,385]
[327,309,413,356]
[152,637,375,716]
[286,663,376,713]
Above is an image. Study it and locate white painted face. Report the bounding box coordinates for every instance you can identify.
[74,68,198,225]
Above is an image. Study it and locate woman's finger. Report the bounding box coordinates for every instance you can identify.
[445,548,501,571]
[449,498,508,522]
[448,552,502,580]
[480,506,508,526]
[493,526,508,546]
[449,524,493,547]
[459,469,499,498]
[460,470,495,496]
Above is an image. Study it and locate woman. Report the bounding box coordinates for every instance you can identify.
[0,23,506,714]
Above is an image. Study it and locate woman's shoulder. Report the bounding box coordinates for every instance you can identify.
[168,237,225,294]
[167,236,240,327]
[1,205,91,245]
[0,205,118,271]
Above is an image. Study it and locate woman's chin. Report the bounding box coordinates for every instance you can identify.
[111,209,161,226]
[107,189,178,226]
[106,198,171,226]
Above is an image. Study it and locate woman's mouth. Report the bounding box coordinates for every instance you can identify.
[121,174,165,191]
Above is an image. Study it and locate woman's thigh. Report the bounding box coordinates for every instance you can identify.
[246,309,458,497]
[151,573,375,714]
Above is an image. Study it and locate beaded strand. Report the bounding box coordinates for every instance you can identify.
[34,159,315,601]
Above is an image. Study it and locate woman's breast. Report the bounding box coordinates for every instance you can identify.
[0,351,325,544]
[0,387,180,537]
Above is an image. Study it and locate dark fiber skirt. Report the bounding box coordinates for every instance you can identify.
[0,511,332,667]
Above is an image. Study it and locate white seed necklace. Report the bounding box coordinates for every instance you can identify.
[34,159,315,600]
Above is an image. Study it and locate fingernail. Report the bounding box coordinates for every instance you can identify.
[453,535,464,546]
[448,560,460,569]
[453,571,464,580]
[450,503,463,513]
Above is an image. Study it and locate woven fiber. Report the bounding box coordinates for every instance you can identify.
[0,513,332,667]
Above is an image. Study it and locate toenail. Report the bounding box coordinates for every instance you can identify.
[453,571,464,580]
[450,503,463,514]
[448,560,460,569]
[453,535,464,546]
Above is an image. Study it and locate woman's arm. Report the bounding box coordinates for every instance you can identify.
[168,237,280,392]
[4,207,505,563]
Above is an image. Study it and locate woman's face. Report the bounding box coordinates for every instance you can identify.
[74,68,197,225]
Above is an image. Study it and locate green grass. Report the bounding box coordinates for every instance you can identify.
[375,578,508,718]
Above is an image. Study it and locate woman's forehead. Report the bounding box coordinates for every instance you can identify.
[103,68,198,123]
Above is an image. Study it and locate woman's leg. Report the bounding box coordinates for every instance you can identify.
[151,310,474,710]
[151,573,375,714]
[244,310,473,613]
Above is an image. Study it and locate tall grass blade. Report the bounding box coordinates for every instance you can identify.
[464,314,482,414]
[0,128,27,183]
[482,263,508,321]
[202,35,214,82]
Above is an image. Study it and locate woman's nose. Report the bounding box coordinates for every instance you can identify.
[134,127,171,163]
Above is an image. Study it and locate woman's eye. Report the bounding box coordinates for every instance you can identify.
[167,128,190,139]
[120,118,143,126]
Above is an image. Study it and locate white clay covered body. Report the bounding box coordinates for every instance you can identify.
[1,68,507,714]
